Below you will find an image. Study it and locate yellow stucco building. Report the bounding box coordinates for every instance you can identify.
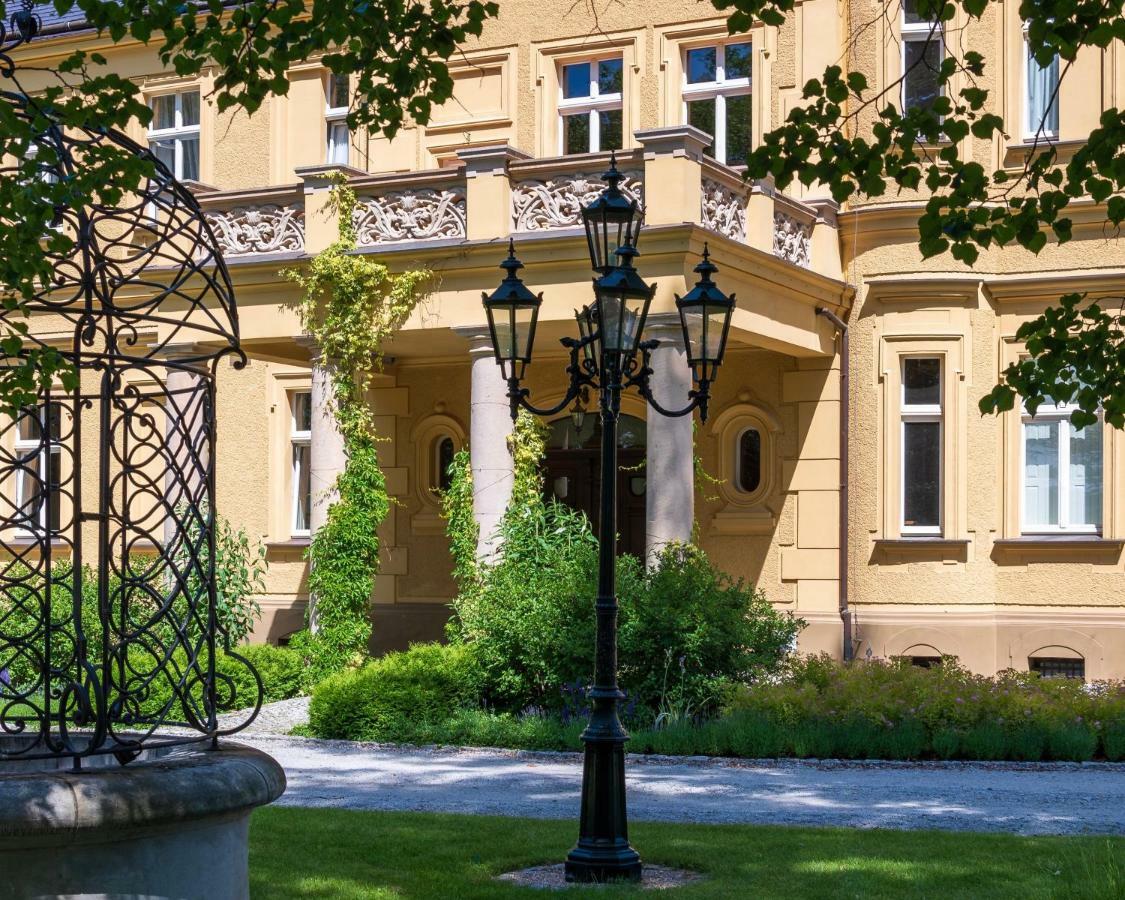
[10,0,1125,679]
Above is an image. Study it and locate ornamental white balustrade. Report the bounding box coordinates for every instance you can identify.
[190,144,833,276]
[350,172,467,245]
[508,152,644,233]
[195,184,306,257]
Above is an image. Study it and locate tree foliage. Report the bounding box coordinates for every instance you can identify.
[716,0,1125,421]
[0,0,496,411]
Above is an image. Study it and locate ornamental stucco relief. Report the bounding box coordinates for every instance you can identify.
[772,212,812,268]
[205,204,304,255]
[511,171,643,231]
[700,179,747,242]
[353,187,467,244]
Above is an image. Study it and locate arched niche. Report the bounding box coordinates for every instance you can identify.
[708,398,782,534]
[410,410,467,533]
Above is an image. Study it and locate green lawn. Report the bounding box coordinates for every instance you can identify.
[250,808,1124,899]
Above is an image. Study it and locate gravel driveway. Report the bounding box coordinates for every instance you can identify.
[236,725,1125,836]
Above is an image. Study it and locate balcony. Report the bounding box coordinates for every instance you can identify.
[196,128,837,281]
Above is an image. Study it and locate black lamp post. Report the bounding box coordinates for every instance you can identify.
[481,154,735,884]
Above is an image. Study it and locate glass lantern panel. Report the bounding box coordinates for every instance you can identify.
[682,307,704,363]
[514,305,536,360]
[705,306,729,361]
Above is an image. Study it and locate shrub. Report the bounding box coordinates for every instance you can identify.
[444,411,801,717]
[1103,721,1125,761]
[308,641,483,741]
[960,722,1006,760]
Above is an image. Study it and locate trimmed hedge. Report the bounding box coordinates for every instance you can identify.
[306,651,1125,762]
[309,642,483,741]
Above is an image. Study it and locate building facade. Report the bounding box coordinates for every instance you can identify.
[10,0,1125,678]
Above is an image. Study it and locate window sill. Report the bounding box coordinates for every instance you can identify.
[993,536,1123,551]
[3,537,71,549]
[871,537,970,563]
[875,538,969,548]
[266,537,310,559]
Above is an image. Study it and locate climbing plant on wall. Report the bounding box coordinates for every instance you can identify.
[284,177,428,681]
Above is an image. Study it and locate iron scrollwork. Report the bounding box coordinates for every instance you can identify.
[0,13,262,764]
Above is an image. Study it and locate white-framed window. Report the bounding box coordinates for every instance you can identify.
[1021,400,1102,534]
[900,357,942,534]
[13,403,62,535]
[901,0,944,114]
[558,56,624,155]
[325,73,350,165]
[682,41,752,166]
[290,391,312,537]
[148,90,201,181]
[1024,22,1060,138]
[736,426,761,494]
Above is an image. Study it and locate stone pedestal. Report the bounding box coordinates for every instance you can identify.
[456,328,514,561]
[0,741,285,900]
[644,315,695,562]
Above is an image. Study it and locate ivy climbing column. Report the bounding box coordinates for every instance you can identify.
[456,327,514,561]
[644,314,695,562]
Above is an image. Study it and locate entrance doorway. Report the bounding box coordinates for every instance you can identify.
[544,413,647,557]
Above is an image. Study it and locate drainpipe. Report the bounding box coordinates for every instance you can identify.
[816,306,852,662]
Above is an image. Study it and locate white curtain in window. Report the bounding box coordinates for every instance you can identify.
[1069,419,1102,527]
[181,136,200,181]
[1023,421,1058,528]
[327,122,349,165]
[1027,49,1060,136]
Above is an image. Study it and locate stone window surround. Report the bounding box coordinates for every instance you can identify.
[324,71,350,166]
[530,31,643,159]
[654,18,764,158]
[139,73,212,184]
[409,410,466,534]
[679,38,752,166]
[267,367,312,545]
[5,400,68,540]
[877,333,966,541]
[996,335,1119,542]
[707,395,781,535]
[289,388,312,538]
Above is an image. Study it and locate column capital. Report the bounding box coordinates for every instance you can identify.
[634,126,712,163]
[644,312,684,342]
[451,325,497,357]
[456,144,532,178]
[150,341,210,370]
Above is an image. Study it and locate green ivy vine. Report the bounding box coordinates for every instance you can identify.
[283,176,428,680]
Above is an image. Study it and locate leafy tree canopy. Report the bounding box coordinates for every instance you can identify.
[717,0,1125,424]
[0,0,495,411]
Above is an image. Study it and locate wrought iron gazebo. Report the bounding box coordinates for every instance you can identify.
[0,7,261,763]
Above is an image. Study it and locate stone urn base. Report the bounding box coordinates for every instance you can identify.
[0,740,285,900]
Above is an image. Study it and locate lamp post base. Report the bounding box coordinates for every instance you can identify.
[564,844,642,884]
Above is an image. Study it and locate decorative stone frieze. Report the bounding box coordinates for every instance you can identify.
[772,212,813,267]
[353,187,467,244]
[205,204,305,255]
[700,179,747,242]
[511,171,643,232]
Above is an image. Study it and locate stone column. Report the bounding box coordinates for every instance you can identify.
[644,315,695,563]
[306,344,347,630]
[454,327,514,561]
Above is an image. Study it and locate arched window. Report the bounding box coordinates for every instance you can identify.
[736,427,761,494]
[434,435,456,493]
